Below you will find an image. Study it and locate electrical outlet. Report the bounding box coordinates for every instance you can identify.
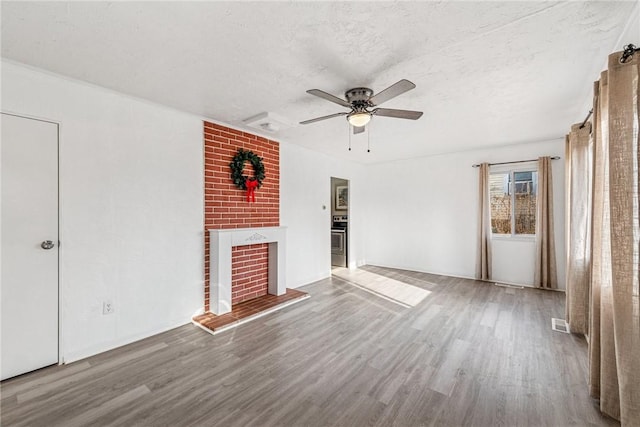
[103,300,114,315]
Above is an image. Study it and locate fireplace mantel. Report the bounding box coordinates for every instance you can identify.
[209,226,286,315]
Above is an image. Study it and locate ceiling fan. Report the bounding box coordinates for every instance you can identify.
[300,79,423,134]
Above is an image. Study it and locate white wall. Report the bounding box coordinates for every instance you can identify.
[280,143,366,287]
[364,139,566,289]
[2,60,205,362]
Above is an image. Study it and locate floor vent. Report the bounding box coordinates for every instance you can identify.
[494,282,524,289]
[552,318,570,333]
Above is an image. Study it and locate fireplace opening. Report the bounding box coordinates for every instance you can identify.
[232,243,269,304]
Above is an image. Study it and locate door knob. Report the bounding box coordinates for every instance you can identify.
[41,240,55,250]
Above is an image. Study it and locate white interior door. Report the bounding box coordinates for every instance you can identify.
[1,113,59,380]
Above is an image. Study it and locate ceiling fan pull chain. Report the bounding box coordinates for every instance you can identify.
[367,123,371,153]
[348,122,352,151]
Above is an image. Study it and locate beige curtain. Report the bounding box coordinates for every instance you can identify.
[476,163,491,280]
[587,52,640,425]
[534,156,557,288]
[589,72,621,420]
[565,123,593,334]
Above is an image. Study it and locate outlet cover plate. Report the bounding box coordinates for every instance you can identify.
[103,300,114,315]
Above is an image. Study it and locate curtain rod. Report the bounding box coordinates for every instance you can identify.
[579,109,593,129]
[571,44,639,131]
[620,43,639,64]
[472,156,560,168]
[573,45,638,131]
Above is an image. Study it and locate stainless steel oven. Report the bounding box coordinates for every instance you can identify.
[331,229,346,267]
[331,215,348,267]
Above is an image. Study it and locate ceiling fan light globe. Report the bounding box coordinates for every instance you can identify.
[347,113,371,127]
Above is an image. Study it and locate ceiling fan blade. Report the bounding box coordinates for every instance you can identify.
[299,112,348,125]
[353,125,365,135]
[372,108,423,120]
[368,79,416,106]
[306,89,352,108]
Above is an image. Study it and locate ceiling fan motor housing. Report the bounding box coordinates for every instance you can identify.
[345,87,374,107]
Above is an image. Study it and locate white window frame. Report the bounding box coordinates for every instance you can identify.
[489,162,537,240]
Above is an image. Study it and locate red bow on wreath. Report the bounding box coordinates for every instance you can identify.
[245,177,258,203]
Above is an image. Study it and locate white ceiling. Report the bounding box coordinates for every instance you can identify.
[1,1,636,163]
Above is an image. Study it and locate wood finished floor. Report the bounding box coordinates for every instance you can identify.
[1,266,617,427]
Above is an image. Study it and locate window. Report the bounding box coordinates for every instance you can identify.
[490,169,537,236]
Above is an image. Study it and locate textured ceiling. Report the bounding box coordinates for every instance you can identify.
[1,1,637,163]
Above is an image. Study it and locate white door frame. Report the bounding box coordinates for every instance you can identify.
[2,111,64,366]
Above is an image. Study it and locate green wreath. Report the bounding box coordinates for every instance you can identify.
[229,149,265,190]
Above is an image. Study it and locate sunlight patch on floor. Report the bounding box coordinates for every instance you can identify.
[332,268,431,307]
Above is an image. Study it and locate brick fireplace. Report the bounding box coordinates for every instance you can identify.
[209,226,286,315]
[203,121,279,312]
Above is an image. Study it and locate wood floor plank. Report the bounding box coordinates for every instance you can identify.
[14,342,168,404]
[1,361,91,399]
[64,385,150,427]
[0,266,619,426]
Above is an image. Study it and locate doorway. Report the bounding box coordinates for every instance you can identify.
[1,113,59,380]
[330,177,349,268]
